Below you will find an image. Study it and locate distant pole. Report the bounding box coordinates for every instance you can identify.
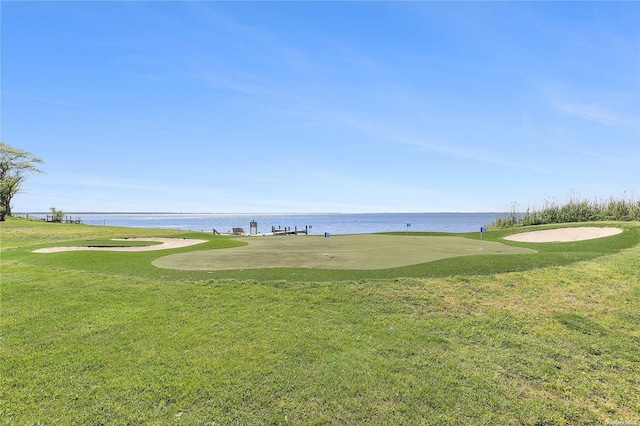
[480,227,486,250]
[324,232,330,256]
[406,223,411,236]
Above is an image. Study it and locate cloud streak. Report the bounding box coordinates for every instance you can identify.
[550,98,638,127]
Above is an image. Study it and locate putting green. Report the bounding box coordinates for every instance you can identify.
[153,234,535,271]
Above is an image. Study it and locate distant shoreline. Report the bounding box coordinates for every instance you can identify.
[15,211,515,215]
[11,212,519,235]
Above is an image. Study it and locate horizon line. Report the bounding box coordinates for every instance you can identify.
[14,211,517,215]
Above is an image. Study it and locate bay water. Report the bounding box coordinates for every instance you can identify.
[27,212,512,235]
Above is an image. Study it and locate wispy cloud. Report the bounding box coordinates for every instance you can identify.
[550,98,638,127]
[574,148,640,167]
[540,80,639,128]
[374,129,555,174]
[195,68,557,176]
[3,90,79,108]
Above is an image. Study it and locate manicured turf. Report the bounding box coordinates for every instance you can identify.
[1,218,639,424]
[3,218,638,282]
[153,234,535,270]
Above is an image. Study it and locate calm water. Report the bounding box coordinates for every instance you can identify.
[26,212,512,235]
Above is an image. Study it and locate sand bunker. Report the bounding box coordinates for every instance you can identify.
[504,227,622,243]
[33,238,206,253]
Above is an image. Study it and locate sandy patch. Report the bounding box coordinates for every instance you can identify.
[504,227,622,243]
[33,238,207,253]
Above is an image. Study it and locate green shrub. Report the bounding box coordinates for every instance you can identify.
[489,194,640,229]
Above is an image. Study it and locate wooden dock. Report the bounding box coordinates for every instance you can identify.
[272,225,308,236]
[45,215,82,224]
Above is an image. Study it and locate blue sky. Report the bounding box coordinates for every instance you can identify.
[2,1,639,213]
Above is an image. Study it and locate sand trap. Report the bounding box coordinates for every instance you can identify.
[33,238,207,253]
[504,227,622,243]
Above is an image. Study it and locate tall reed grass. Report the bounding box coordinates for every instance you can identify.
[489,194,640,229]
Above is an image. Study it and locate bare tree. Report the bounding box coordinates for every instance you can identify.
[0,142,44,221]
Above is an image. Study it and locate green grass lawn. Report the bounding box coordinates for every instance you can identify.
[2,218,639,424]
[3,219,639,282]
[153,234,535,271]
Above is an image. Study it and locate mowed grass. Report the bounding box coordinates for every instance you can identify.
[2,218,639,424]
[153,234,534,270]
[3,218,639,282]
